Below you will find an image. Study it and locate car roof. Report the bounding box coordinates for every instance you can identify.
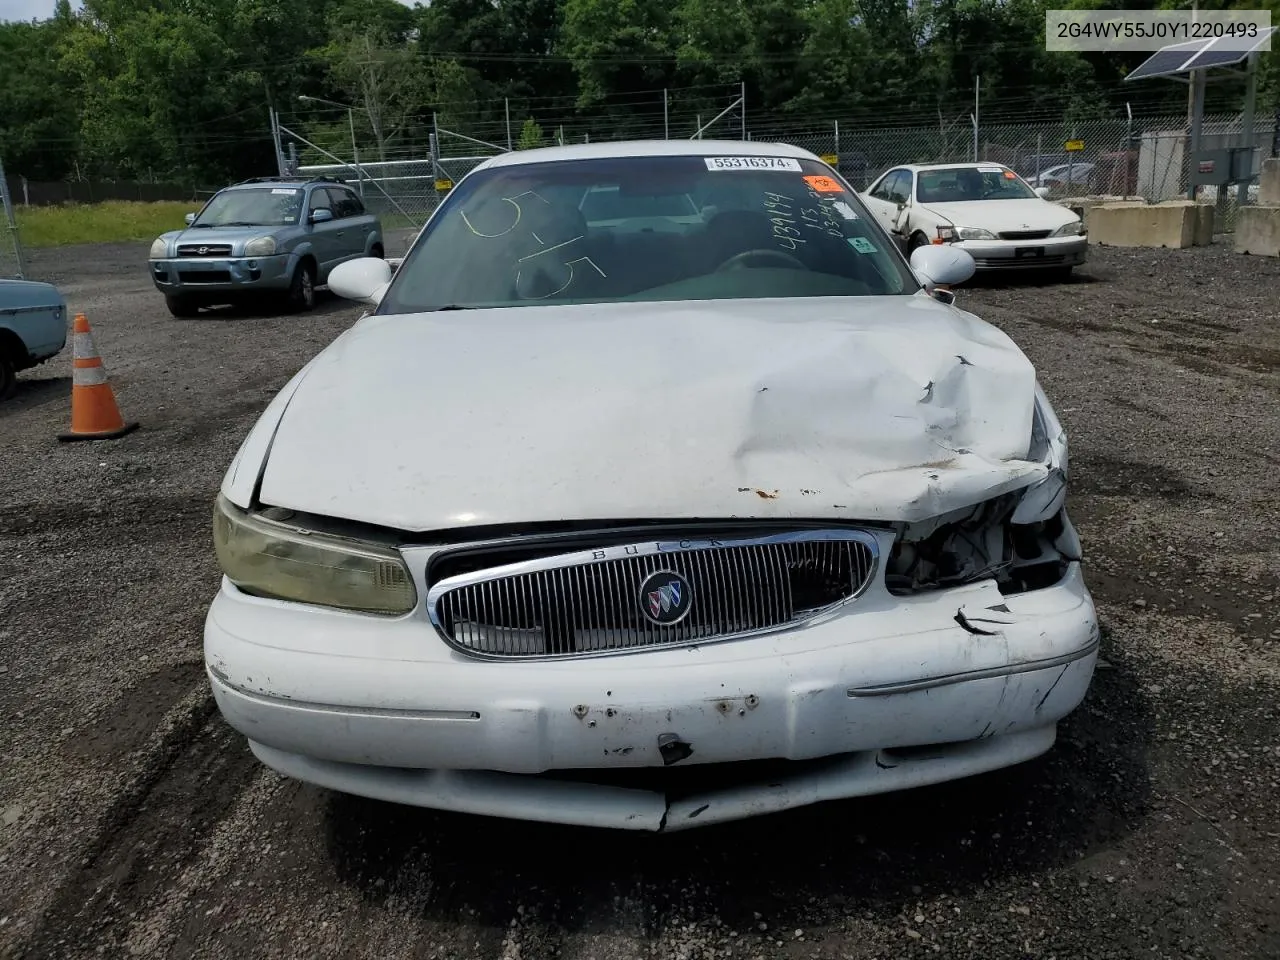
[223,178,350,191]
[474,139,822,172]
[898,162,1017,173]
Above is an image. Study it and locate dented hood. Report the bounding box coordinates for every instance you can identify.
[257,295,1047,531]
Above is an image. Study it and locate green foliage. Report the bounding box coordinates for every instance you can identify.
[15,201,194,248]
[517,117,545,150]
[1,0,1273,185]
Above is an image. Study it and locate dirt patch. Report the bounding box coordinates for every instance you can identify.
[0,239,1278,959]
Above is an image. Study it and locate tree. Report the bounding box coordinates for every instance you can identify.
[517,117,545,149]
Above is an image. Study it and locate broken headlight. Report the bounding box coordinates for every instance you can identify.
[885,384,1080,597]
[213,495,417,615]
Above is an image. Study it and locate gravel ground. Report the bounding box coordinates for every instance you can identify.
[1,238,1278,960]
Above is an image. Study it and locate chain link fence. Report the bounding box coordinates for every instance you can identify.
[279,104,1276,233]
[0,159,27,280]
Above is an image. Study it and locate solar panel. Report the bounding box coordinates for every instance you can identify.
[1125,28,1275,81]
[1182,27,1277,70]
[1125,39,1208,81]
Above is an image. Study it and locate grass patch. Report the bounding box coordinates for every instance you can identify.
[16,200,196,248]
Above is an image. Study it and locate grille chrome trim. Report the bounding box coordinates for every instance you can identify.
[177,243,234,257]
[425,529,880,661]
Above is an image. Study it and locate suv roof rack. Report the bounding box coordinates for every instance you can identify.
[234,175,350,186]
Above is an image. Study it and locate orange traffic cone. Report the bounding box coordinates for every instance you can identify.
[57,313,139,443]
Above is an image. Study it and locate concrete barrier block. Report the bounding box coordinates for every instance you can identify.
[1060,197,1143,231]
[1259,158,1280,206]
[1089,200,1213,248]
[1234,205,1280,257]
[1194,202,1215,246]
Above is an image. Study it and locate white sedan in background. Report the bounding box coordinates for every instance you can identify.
[861,162,1088,277]
[205,140,1098,832]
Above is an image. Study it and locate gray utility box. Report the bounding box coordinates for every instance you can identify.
[1190,147,1254,187]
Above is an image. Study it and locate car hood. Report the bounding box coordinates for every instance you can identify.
[162,226,281,248]
[0,278,65,310]
[253,295,1047,532]
[919,199,1077,232]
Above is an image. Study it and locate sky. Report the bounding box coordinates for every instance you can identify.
[0,0,416,22]
[0,0,77,21]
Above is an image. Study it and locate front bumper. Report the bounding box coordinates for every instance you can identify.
[953,234,1088,270]
[150,253,294,295]
[204,557,1099,830]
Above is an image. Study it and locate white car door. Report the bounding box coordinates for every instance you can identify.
[862,169,910,250]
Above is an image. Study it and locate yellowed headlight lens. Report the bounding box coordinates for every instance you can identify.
[213,495,416,615]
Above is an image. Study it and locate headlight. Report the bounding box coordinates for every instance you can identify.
[243,236,277,257]
[213,494,417,615]
[954,226,998,241]
[149,237,169,259]
[1051,220,1085,237]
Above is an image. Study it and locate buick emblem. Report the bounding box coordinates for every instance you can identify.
[638,570,693,626]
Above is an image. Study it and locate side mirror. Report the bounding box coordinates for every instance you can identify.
[910,244,975,298]
[329,257,393,307]
[1034,186,1051,199]
[310,208,334,224]
[184,213,196,225]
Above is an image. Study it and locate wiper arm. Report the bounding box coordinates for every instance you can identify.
[429,304,476,311]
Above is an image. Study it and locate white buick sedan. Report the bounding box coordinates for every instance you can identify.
[205,140,1099,832]
[861,162,1088,277]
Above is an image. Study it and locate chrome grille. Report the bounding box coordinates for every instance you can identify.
[426,530,878,660]
[998,230,1052,241]
[177,244,233,257]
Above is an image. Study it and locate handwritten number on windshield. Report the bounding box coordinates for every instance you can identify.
[461,189,607,299]
[516,238,607,300]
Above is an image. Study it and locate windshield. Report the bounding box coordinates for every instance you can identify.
[378,155,915,314]
[917,167,1038,204]
[192,187,303,227]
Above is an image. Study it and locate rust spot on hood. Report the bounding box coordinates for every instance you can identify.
[755,489,780,499]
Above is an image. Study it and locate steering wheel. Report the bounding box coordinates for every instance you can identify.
[715,248,808,272]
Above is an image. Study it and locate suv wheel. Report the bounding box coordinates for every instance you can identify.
[165,295,201,318]
[370,242,385,259]
[286,260,316,312]
[0,350,16,401]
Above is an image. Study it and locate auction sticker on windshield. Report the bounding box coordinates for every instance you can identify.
[271,188,299,195]
[705,157,803,171]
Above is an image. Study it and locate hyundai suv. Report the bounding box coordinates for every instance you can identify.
[149,176,384,317]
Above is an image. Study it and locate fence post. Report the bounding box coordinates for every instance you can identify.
[505,99,512,152]
[834,119,839,163]
[0,158,29,280]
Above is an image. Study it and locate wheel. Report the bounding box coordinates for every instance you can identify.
[0,351,16,401]
[370,243,385,259]
[907,232,930,254]
[285,259,317,312]
[165,294,201,318]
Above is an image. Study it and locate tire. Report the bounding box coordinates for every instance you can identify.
[370,242,385,259]
[0,351,16,401]
[285,259,317,312]
[907,232,930,254]
[165,294,201,318]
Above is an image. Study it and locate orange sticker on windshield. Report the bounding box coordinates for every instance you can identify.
[803,175,844,193]
[1003,170,1016,179]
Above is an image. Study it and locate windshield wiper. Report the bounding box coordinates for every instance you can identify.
[429,304,477,311]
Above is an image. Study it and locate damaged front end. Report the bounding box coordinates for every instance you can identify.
[885,384,1080,602]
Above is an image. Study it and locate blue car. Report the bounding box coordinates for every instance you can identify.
[0,278,67,400]
[148,176,385,317]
